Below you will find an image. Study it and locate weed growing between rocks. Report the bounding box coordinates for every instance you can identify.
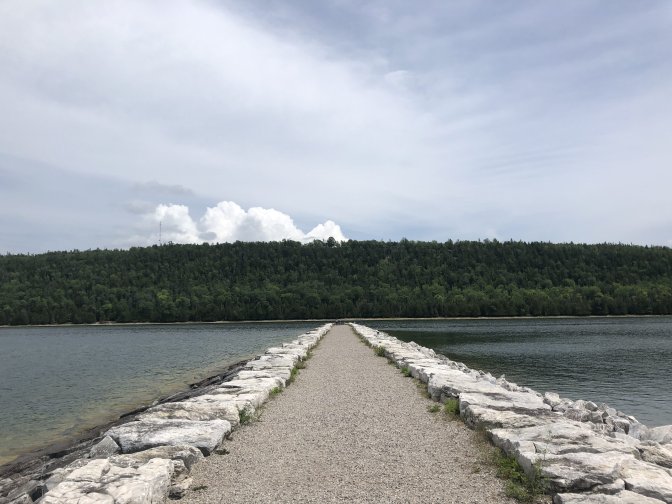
[270,386,282,396]
[400,366,412,377]
[428,404,441,413]
[239,407,254,425]
[286,366,300,385]
[493,449,548,503]
[443,398,460,417]
[374,345,386,357]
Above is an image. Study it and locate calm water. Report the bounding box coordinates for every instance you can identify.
[361,317,672,427]
[0,322,316,465]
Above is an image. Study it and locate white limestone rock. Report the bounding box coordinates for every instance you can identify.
[264,347,305,361]
[220,376,284,393]
[89,435,121,459]
[139,400,240,426]
[201,388,268,411]
[490,422,641,491]
[235,369,291,382]
[553,490,666,503]
[638,442,672,469]
[564,408,591,423]
[110,444,204,472]
[459,391,551,416]
[642,425,672,445]
[462,404,557,431]
[619,458,672,503]
[42,458,173,504]
[427,370,498,401]
[403,359,448,383]
[107,418,231,455]
[544,392,563,408]
[247,357,295,368]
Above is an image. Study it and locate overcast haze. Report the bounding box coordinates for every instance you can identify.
[1,1,671,253]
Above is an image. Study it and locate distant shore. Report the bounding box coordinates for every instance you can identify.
[1,313,669,330]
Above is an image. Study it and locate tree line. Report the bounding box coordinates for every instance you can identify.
[1,239,672,325]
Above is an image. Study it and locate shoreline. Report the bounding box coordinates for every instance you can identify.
[1,313,670,330]
[0,358,247,478]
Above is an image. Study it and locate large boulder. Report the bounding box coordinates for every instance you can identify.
[462,404,557,431]
[107,418,231,455]
[490,421,641,491]
[41,458,173,504]
[138,400,240,426]
[619,458,672,503]
[642,425,672,445]
[427,370,498,401]
[219,376,285,393]
[110,445,204,472]
[638,442,672,469]
[459,391,551,416]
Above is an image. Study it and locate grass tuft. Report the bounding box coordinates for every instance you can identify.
[427,404,441,413]
[238,407,254,425]
[493,450,547,502]
[270,386,282,396]
[400,366,412,377]
[374,345,386,357]
[443,398,460,416]
[286,365,300,385]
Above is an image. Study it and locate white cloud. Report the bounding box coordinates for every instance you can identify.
[154,204,200,244]
[149,201,346,244]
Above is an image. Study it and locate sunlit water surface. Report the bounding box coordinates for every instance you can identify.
[0,322,316,465]
[361,317,672,427]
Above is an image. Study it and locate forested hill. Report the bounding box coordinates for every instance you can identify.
[1,240,672,325]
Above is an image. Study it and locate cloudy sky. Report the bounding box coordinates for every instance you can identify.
[1,1,671,253]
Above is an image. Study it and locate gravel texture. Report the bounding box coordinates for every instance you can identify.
[183,325,515,503]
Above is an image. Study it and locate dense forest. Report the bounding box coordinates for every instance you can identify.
[1,239,672,325]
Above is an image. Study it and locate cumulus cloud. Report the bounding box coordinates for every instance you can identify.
[149,201,347,245]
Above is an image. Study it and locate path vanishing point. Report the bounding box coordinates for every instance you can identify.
[182,324,515,504]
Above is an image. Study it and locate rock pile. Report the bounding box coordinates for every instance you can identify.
[351,323,672,504]
[2,324,331,504]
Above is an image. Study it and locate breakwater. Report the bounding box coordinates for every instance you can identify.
[0,324,332,504]
[352,323,672,503]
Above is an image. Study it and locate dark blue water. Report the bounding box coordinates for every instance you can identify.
[361,317,672,427]
[0,322,316,465]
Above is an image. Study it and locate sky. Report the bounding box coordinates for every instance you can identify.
[1,0,671,253]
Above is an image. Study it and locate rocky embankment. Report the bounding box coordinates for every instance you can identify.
[0,324,332,504]
[352,323,672,504]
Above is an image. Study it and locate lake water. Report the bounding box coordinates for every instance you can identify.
[360,317,672,427]
[0,322,317,466]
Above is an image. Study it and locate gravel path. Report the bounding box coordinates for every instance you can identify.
[183,325,514,503]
